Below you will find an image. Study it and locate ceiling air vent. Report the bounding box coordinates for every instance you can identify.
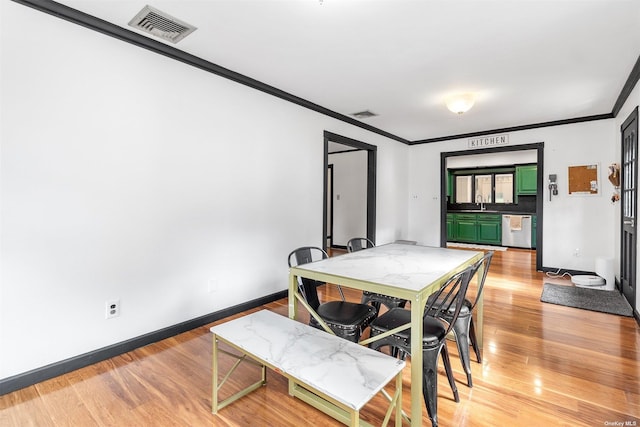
[128,5,197,44]
[351,110,378,119]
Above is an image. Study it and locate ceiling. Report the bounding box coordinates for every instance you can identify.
[48,0,640,143]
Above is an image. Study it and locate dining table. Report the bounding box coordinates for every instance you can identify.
[288,243,484,426]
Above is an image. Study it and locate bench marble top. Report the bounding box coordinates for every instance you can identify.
[210,310,405,410]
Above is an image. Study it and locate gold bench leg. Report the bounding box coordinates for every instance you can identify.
[379,371,406,427]
[351,409,360,427]
[212,335,267,414]
[394,372,403,427]
[212,334,219,414]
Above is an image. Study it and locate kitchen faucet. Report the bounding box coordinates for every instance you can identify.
[476,195,486,211]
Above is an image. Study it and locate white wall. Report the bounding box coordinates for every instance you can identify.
[447,150,537,168]
[0,3,409,379]
[2,1,636,382]
[329,150,367,246]
[408,120,617,272]
[411,85,640,318]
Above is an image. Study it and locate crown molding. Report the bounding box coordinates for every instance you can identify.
[612,55,640,117]
[410,113,613,145]
[10,1,639,146]
[11,0,410,145]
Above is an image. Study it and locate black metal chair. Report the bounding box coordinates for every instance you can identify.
[347,237,408,312]
[429,250,493,387]
[368,266,474,427]
[288,246,377,343]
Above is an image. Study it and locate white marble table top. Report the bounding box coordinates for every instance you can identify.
[291,243,482,293]
[210,310,405,410]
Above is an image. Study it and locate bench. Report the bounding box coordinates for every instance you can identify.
[210,310,405,427]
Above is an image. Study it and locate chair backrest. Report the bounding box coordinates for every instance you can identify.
[467,251,494,310]
[287,246,328,311]
[423,266,474,336]
[346,237,375,253]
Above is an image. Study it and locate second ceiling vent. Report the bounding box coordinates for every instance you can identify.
[351,110,378,119]
[128,5,197,44]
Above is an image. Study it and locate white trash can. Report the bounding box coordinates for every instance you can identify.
[595,257,615,291]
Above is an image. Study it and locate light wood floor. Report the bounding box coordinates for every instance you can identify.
[1,249,639,426]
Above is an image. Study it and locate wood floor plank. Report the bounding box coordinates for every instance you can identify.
[0,248,638,426]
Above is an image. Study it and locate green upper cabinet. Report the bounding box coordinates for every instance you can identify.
[516,164,537,195]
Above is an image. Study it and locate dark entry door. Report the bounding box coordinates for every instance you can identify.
[621,107,638,307]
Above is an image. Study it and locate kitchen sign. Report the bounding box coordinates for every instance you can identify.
[468,134,509,148]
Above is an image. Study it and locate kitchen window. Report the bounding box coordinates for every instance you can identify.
[451,169,514,205]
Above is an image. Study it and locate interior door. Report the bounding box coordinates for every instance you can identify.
[621,106,638,307]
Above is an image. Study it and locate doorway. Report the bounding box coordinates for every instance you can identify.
[620,107,638,308]
[440,142,545,271]
[323,131,377,251]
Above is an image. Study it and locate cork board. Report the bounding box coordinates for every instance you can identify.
[568,164,599,195]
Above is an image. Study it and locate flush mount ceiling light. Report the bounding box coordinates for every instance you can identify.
[446,93,475,114]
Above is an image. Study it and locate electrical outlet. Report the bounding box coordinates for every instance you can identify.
[208,279,219,293]
[574,248,581,257]
[105,299,120,319]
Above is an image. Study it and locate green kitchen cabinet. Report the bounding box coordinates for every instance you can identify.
[446,213,457,241]
[446,214,454,241]
[452,213,478,242]
[476,214,502,245]
[448,213,503,245]
[516,164,537,195]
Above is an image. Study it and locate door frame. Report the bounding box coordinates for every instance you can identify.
[440,142,545,271]
[326,164,334,248]
[620,106,638,309]
[323,131,377,251]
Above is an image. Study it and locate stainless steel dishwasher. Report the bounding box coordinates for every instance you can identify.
[501,215,532,248]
